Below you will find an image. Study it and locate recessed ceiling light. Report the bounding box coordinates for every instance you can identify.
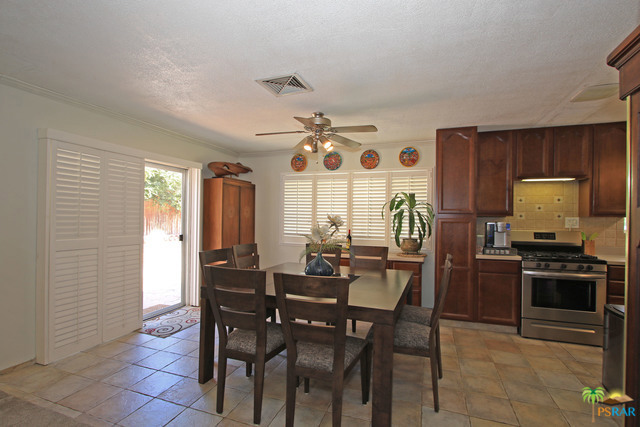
[570,83,619,102]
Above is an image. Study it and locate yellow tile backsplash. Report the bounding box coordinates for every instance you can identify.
[477,181,626,249]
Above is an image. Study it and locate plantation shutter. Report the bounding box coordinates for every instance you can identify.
[282,176,313,239]
[41,138,145,364]
[390,170,432,244]
[102,153,144,341]
[316,174,348,231]
[351,173,387,241]
[47,142,102,362]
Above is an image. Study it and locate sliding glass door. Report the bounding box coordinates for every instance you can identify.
[143,163,186,319]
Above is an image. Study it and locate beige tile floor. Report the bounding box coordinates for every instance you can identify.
[0,319,625,426]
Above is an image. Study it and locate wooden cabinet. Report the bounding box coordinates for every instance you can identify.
[388,260,423,306]
[477,260,521,326]
[436,127,477,214]
[516,128,553,178]
[515,125,591,179]
[476,130,514,216]
[553,125,592,179]
[579,122,627,217]
[436,127,477,321]
[203,177,255,250]
[607,264,626,305]
[436,216,476,321]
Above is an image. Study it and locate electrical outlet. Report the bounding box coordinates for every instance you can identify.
[565,217,579,228]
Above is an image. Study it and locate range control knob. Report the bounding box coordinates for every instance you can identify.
[586,265,594,271]
[560,264,567,269]
[577,264,585,270]
[544,263,551,268]
[536,262,542,268]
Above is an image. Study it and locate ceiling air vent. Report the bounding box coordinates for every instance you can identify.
[256,73,313,97]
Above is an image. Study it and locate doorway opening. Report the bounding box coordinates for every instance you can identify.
[143,163,186,319]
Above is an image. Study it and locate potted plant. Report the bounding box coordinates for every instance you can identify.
[382,192,435,254]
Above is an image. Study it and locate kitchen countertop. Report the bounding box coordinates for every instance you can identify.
[596,249,626,266]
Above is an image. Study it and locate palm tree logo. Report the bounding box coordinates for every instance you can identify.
[582,386,606,422]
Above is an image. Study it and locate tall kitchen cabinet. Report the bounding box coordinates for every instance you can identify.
[203,177,255,250]
[476,130,514,216]
[436,127,477,321]
[608,25,640,424]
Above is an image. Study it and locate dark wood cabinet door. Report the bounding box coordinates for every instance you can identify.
[436,127,476,214]
[436,215,475,321]
[516,128,553,178]
[239,184,255,244]
[592,122,626,216]
[221,182,240,248]
[553,125,592,178]
[476,131,514,215]
[477,260,521,326]
[389,261,422,306]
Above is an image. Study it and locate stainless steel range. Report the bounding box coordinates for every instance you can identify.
[512,231,606,346]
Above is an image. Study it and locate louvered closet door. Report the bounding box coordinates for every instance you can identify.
[48,142,102,362]
[103,153,144,341]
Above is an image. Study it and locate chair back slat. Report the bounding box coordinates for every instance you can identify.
[286,299,338,323]
[232,243,260,269]
[215,288,258,312]
[349,245,388,272]
[289,322,335,346]
[202,265,267,343]
[199,248,234,285]
[430,254,453,329]
[220,310,258,330]
[274,273,350,363]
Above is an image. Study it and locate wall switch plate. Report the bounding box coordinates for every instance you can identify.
[565,217,579,228]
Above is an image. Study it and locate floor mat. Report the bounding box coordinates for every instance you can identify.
[140,305,200,338]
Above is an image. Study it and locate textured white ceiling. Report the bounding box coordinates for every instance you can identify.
[0,0,638,154]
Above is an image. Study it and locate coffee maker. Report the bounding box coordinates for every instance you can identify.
[483,222,515,255]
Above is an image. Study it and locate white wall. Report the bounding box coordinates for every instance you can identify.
[0,83,234,371]
[240,140,437,308]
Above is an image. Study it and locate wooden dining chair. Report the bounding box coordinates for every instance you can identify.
[273,272,371,427]
[385,253,453,412]
[349,245,389,331]
[231,242,276,330]
[202,265,286,424]
[232,243,260,269]
[198,248,234,383]
[305,243,343,273]
[398,253,453,380]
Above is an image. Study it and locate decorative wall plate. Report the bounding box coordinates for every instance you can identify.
[360,149,380,169]
[323,152,342,170]
[291,153,307,172]
[399,146,419,167]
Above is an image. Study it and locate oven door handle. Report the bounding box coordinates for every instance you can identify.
[522,270,605,280]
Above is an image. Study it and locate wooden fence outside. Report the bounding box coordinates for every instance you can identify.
[144,200,181,236]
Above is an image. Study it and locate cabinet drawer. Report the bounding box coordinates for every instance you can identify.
[388,261,421,274]
[477,260,521,274]
[608,280,625,297]
[608,265,625,281]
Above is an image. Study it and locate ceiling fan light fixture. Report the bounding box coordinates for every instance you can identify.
[326,145,334,152]
[303,141,313,152]
[323,140,332,150]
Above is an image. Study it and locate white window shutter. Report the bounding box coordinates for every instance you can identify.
[102,153,144,341]
[316,174,348,231]
[351,174,387,241]
[282,176,313,240]
[47,142,102,362]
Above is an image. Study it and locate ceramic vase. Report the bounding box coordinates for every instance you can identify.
[304,252,335,276]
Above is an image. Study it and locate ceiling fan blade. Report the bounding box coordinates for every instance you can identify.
[327,134,361,150]
[293,135,313,151]
[294,116,314,127]
[255,130,306,136]
[331,125,378,133]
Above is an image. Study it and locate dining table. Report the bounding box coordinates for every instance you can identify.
[198,262,414,427]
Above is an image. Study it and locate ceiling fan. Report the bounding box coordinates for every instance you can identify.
[255,112,377,153]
